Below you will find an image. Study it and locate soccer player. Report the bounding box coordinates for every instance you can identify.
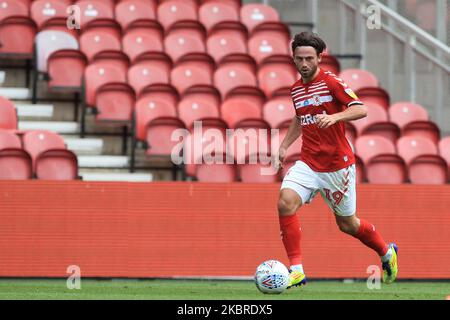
[275,32,398,288]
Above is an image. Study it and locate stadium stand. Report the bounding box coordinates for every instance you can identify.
[0,0,447,184]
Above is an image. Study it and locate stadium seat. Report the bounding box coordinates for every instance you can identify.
[115,0,158,30]
[163,22,206,63]
[214,63,258,99]
[355,154,365,183]
[352,103,400,143]
[199,1,239,32]
[355,135,396,165]
[90,50,130,75]
[0,17,37,58]
[0,0,28,21]
[247,22,291,65]
[39,17,79,39]
[157,0,198,31]
[396,136,438,164]
[438,137,450,178]
[366,154,407,184]
[401,121,440,145]
[240,3,280,33]
[127,52,172,96]
[74,0,114,29]
[79,28,122,61]
[200,0,241,12]
[122,20,164,63]
[35,30,79,73]
[257,55,297,98]
[388,102,428,128]
[170,53,215,95]
[408,155,448,184]
[95,82,136,123]
[31,0,68,29]
[195,155,237,182]
[0,130,33,180]
[206,22,248,64]
[0,96,17,130]
[22,130,79,180]
[355,87,390,111]
[220,87,266,128]
[238,155,279,183]
[345,122,357,146]
[338,69,378,91]
[47,49,88,92]
[319,54,341,75]
[262,96,295,129]
[177,85,221,129]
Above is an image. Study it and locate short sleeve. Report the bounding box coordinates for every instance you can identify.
[327,75,363,109]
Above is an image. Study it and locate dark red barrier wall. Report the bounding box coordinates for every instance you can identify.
[0,181,449,279]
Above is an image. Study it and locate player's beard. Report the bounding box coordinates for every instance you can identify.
[300,65,317,81]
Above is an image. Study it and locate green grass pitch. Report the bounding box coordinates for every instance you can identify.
[0,279,449,300]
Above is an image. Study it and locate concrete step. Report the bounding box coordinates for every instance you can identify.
[77,155,129,168]
[63,137,103,155]
[18,121,79,134]
[80,172,153,182]
[15,103,54,118]
[0,87,30,100]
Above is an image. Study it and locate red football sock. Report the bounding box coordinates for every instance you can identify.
[353,218,388,256]
[279,214,302,265]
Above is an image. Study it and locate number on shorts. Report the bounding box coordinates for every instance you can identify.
[323,188,344,206]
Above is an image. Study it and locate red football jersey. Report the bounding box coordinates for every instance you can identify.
[290,68,363,172]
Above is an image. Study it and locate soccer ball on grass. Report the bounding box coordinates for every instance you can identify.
[254,260,290,294]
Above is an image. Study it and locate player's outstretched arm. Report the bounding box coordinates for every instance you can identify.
[315,104,367,129]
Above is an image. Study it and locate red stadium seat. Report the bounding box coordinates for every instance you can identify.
[238,155,279,183]
[127,53,172,96]
[319,54,341,75]
[145,117,186,156]
[345,122,357,146]
[240,3,280,33]
[366,154,407,184]
[396,136,438,164]
[195,154,237,182]
[214,63,258,99]
[227,120,271,165]
[90,50,130,75]
[355,135,396,165]
[220,87,265,128]
[262,96,295,129]
[388,102,428,128]
[157,0,198,31]
[134,84,179,142]
[0,96,18,130]
[74,0,114,29]
[257,55,297,98]
[83,63,127,107]
[0,130,32,180]
[80,29,121,61]
[95,82,136,123]
[170,53,214,95]
[31,0,67,29]
[163,22,206,63]
[408,155,448,184]
[0,0,28,21]
[0,17,37,58]
[438,136,450,165]
[199,1,239,32]
[206,22,248,64]
[177,85,221,129]
[338,69,378,91]
[247,22,291,65]
[352,103,400,143]
[47,49,88,92]
[115,0,157,30]
[355,87,390,111]
[401,121,440,145]
[200,0,241,12]
[23,130,78,180]
[122,20,164,63]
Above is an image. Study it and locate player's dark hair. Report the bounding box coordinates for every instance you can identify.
[291,32,327,56]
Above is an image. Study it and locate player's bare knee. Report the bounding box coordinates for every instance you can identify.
[336,218,359,235]
[278,191,302,216]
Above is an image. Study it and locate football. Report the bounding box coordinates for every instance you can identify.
[254,260,290,294]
